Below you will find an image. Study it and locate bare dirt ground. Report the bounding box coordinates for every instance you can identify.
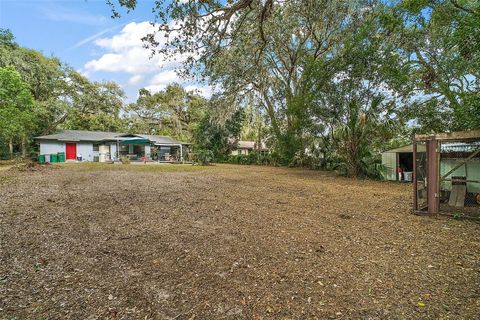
[1,164,479,319]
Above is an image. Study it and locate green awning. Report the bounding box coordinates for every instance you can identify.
[119,138,151,145]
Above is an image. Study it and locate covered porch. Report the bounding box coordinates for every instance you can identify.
[152,144,185,163]
[117,136,152,162]
[115,135,189,163]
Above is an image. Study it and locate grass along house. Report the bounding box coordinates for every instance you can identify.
[34,130,189,163]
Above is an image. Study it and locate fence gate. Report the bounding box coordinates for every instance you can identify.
[414,130,480,219]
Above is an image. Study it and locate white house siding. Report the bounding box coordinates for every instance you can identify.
[145,145,151,158]
[231,149,250,156]
[39,141,94,161]
[40,141,65,155]
[241,149,250,155]
[76,142,94,161]
[381,152,397,181]
[110,143,117,161]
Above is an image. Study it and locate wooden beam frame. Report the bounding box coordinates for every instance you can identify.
[415,129,480,141]
[413,138,417,211]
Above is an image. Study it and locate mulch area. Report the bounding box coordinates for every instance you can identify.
[0,164,479,319]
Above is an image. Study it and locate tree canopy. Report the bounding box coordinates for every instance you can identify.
[0,66,36,156]
[2,0,479,177]
[103,0,479,176]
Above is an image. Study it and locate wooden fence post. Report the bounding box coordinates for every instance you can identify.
[427,138,439,215]
[413,139,417,212]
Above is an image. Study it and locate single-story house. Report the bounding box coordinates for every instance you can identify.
[34,130,190,162]
[230,140,269,156]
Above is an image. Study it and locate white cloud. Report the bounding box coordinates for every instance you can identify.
[128,75,144,86]
[84,21,212,99]
[144,84,167,94]
[84,22,175,74]
[150,70,181,86]
[84,46,174,74]
[95,21,158,51]
[67,21,137,51]
[185,85,213,99]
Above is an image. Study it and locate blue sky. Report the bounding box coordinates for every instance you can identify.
[0,0,210,101]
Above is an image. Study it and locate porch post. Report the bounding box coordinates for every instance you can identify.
[427,138,439,215]
[413,138,417,212]
[179,144,183,163]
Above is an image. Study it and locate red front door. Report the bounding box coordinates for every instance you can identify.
[66,143,77,160]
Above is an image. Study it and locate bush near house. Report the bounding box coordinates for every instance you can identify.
[226,151,273,166]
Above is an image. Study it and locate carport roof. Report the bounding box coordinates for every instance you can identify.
[34,130,188,145]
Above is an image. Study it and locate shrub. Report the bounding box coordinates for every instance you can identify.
[195,149,214,166]
[226,151,273,166]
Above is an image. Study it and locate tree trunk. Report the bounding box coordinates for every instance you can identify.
[9,138,13,160]
[21,135,27,159]
[347,143,360,178]
[347,161,360,178]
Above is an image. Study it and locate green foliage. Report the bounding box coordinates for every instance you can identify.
[331,98,398,178]
[0,29,17,49]
[108,0,480,178]
[453,212,464,220]
[390,0,480,132]
[0,29,128,158]
[194,149,214,166]
[193,108,245,162]
[2,1,479,178]
[126,84,207,141]
[0,66,36,157]
[62,74,126,132]
[227,151,273,166]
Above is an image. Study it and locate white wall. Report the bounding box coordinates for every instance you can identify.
[110,143,117,161]
[381,152,397,181]
[76,142,94,161]
[40,141,65,155]
[231,149,250,156]
[145,145,151,158]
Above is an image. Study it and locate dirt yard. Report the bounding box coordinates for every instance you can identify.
[0,164,479,319]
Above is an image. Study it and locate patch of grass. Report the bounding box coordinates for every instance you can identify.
[453,212,464,220]
[0,160,15,166]
[55,162,214,173]
[0,175,15,184]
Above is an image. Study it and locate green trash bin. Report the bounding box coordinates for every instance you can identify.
[38,154,45,163]
[57,152,65,163]
[50,153,58,163]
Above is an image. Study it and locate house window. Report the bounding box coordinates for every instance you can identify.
[93,143,100,151]
[119,145,129,156]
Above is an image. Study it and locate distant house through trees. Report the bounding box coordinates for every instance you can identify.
[230,141,269,156]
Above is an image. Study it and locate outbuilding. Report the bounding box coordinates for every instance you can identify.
[381,144,425,181]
